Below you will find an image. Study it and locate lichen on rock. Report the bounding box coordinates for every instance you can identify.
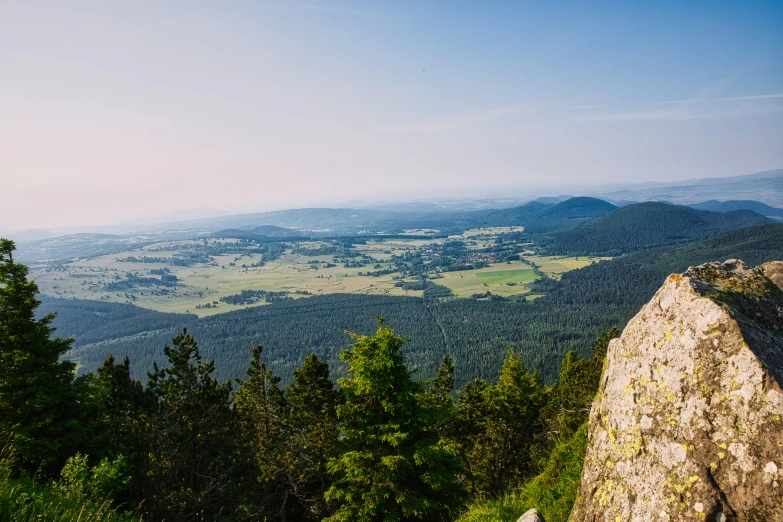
[568,260,783,522]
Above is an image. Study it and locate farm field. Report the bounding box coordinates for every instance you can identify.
[434,255,600,298]
[526,255,611,279]
[33,250,418,317]
[476,269,538,285]
[31,231,605,316]
[436,263,536,298]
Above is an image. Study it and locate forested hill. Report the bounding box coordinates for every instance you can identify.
[542,202,771,255]
[523,197,618,233]
[41,223,783,389]
[687,199,783,218]
[212,225,305,240]
[481,197,616,232]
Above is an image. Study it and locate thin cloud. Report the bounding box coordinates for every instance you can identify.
[571,102,783,123]
[658,93,783,105]
[299,4,385,16]
[383,89,783,133]
[381,104,605,133]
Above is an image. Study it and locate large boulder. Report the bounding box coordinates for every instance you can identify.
[569,260,783,521]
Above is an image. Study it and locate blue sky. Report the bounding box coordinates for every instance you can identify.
[1,1,782,228]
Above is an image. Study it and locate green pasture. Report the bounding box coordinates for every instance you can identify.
[476,269,538,285]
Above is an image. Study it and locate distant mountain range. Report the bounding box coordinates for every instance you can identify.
[9,170,783,263]
[686,200,783,219]
[590,169,783,207]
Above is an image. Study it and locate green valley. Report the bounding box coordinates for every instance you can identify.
[30,228,602,316]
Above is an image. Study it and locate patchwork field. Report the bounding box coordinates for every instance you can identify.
[476,269,538,285]
[434,255,599,298]
[525,255,611,280]
[31,231,605,316]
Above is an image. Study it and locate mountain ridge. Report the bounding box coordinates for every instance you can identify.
[544,202,771,255]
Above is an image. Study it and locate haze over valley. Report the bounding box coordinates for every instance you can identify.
[1,2,782,522]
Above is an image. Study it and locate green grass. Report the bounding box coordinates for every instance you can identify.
[0,475,135,522]
[476,269,538,285]
[457,424,588,522]
[0,447,135,522]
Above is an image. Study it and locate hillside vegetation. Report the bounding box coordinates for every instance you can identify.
[41,224,783,389]
[5,218,783,522]
[543,202,770,255]
[2,235,613,521]
[687,199,783,218]
[482,197,617,232]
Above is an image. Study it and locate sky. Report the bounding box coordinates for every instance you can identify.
[1,0,782,230]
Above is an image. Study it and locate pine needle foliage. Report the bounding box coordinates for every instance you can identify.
[0,239,78,473]
[325,320,463,522]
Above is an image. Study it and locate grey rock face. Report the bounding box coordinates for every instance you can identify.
[517,508,545,522]
[569,260,783,522]
[759,260,783,291]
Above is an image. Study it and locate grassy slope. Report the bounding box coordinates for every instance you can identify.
[457,424,589,522]
[0,475,134,522]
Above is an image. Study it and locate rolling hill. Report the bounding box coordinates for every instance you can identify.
[543,202,771,255]
[593,169,783,207]
[481,197,616,232]
[687,199,783,219]
[212,225,305,240]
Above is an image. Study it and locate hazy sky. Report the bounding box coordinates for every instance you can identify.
[2,1,782,230]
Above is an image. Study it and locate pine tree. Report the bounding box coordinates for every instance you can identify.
[484,349,544,493]
[420,355,456,438]
[543,327,618,441]
[282,353,341,520]
[458,349,545,496]
[0,238,77,473]
[94,355,150,449]
[325,320,462,522]
[144,329,244,521]
[90,354,152,506]
[234,344,289,519]
[453,378,490,494]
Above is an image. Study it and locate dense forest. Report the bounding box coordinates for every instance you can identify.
[687,199,783,218]
[475,197,617,232]
[540,202,771,255]
[40,223,783,390]
[4,220,783,521]
[1,237,608,521]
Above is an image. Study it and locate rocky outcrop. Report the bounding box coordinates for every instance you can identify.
[516,508,544,522]
[759,260,783,290]
[569,260,783,522]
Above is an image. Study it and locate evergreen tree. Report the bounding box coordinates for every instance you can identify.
[458,349,545,496]
[489,349,545,492]
[91,354,152,506]
[282,353,341,520]
[234,344,288,519]
[543,327,618,441]
[144,329,244,521]
[0,238,77,473]
[325,320,462,522]
[420,355,456,438]
[453,378,490,495]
